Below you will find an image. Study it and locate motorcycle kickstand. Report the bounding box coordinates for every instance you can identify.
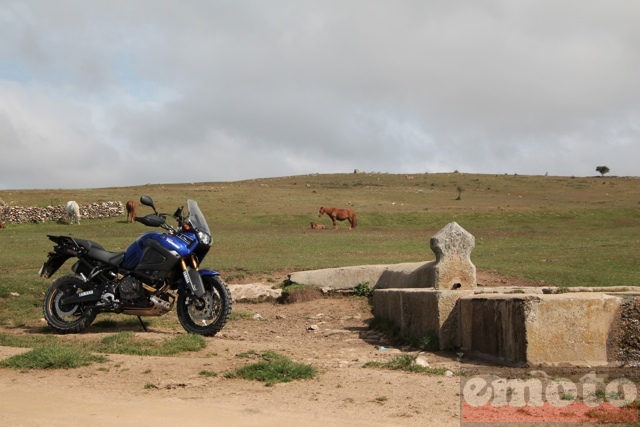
[137,316,148,332]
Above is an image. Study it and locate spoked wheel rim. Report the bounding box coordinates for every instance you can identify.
[53,291,79,318]
[43,275,97,333]
[187,292,222,326]
[177,275,231,336]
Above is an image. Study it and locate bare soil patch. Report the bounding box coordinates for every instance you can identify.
[0,270,623,427]
[1,297,464,427]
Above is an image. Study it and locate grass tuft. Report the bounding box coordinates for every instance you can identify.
[0,344,107,369]
[364,354,449,375]
[96,332,206,356]
[225,350,317,386]
[0,333,60,348]
[368,318,440,350]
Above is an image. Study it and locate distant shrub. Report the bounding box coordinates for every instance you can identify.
[353,281,373,297]
[279,282,323,303]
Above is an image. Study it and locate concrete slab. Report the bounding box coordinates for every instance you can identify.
[288,262,431,290]
[372,289,629,367]
[288,222,478,291]
[372,288,474,350]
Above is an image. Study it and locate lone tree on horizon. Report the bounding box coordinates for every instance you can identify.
[596,166,610,177]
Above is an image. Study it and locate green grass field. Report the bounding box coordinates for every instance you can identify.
[1,172,639,329]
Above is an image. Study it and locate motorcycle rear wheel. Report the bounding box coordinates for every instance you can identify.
[177,275,231,336]
[43,275,97,334]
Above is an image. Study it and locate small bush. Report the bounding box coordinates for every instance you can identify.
[368,317,401,338]
[415,331,439,351]
[279,282,323,304]
[368,319,439,351]
[353,281,373,297]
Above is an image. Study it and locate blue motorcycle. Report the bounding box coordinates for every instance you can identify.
[39,196,231,336]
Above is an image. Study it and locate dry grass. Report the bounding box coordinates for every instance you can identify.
[1,172,639,328]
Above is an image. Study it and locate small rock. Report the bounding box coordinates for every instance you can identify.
[414,355,430,367]
[528,370,549,379]
[580,372,604,384]
[307,324,318,331]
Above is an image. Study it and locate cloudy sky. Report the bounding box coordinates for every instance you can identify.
[1,1,638,189]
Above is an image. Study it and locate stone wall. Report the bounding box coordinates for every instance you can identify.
[0,200,125,224]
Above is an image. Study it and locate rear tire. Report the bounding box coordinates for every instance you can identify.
[177,275,231,336]
[43,275,97,334]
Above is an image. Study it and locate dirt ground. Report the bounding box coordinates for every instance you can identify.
[0,270,616,427]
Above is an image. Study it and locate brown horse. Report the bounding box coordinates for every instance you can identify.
[309,221,326,230]
[318,206,357,229]
[125,200,136,223]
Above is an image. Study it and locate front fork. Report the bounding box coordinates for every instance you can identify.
[180,256,206,298]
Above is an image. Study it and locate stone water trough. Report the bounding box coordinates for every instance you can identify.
[289,222,640,367]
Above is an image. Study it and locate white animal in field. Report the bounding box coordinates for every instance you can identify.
[66,201,80,224]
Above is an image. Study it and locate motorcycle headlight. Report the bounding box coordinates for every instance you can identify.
[197,231,211,246]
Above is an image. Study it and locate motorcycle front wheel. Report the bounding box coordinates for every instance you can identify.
[177,275,232,336]
[43,274,97,334]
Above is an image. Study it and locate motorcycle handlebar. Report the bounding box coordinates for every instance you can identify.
[134,215,166,227]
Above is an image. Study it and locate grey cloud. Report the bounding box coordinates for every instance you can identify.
[1,0,639,189]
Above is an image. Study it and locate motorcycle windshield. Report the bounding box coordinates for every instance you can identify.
[187,200,210,234]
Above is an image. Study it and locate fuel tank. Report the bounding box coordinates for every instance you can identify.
[121,232,194,271]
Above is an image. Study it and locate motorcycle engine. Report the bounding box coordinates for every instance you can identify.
[119,276,142,301]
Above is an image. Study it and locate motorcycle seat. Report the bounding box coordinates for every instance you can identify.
[73,238,125,266]
[71,237,104,251]
[88,247,125,266]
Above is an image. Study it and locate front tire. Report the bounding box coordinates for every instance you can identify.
[177,275,231,336]
[43,275,97,334]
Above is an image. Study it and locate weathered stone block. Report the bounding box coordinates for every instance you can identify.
[459,293,624,366]
[429,221,476,290]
